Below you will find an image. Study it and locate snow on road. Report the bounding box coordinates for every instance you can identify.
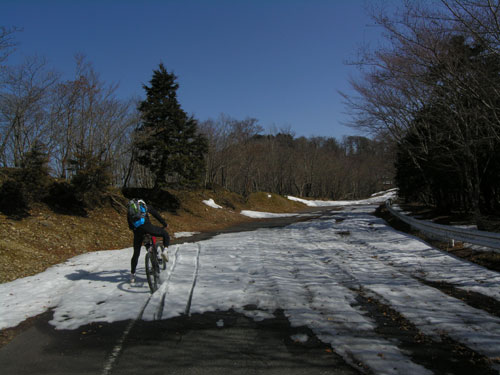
[1,190,500,374]
[240,210,298,218]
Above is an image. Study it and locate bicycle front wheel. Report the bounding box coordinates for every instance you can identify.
[157,243,166,270]
[145,250,160,293]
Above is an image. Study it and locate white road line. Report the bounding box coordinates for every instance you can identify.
[100,294,152,375]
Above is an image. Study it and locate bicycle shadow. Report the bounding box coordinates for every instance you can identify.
[64,269,150,294]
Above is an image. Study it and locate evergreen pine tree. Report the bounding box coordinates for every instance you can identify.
[19,140,52,202]
[134,64,207,188]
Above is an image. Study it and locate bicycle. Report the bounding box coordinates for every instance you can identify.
[143,234,166,293]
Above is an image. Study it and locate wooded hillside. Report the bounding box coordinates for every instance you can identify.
[344,1,500,219]
[0,28,393,214]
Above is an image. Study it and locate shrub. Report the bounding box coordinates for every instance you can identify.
[0,177,29,217]
[69,149,113,209]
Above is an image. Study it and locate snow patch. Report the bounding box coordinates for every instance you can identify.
[240,210,298,218]
[202,199,222,209]
[287,189,397,207]
[174,232,200,238]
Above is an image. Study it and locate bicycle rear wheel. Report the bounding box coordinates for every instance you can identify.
[145,249,160,293]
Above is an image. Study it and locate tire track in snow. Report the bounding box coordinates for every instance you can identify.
[234,219,431,374]
[336,209,500,301]
[278,225,433,375]
[326,214,500,370]
[184,243,201,316]
[155,245,180,320]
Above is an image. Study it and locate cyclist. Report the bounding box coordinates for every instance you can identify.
[127,199,170,283]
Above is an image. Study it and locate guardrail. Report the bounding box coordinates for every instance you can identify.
[385,200,500,251]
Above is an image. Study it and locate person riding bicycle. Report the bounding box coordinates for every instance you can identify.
[127,199,170,283]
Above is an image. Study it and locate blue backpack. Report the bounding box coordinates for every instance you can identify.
[128,199,147,228]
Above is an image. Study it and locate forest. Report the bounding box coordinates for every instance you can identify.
[0,30,393,214]
[344,0,500,218]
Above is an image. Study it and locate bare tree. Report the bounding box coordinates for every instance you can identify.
[198,114,235,188]
[199,114,264,192]
[50,55,136,182]
[344,1,500,216]
[0,55,59,167]
[442,0,500,56]
[0,26,19,65]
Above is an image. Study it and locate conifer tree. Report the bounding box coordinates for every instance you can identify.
[134,64,207,188]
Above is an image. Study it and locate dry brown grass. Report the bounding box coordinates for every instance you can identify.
[0,189,307,284]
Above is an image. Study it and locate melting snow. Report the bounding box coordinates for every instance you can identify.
[202,199,222,209]
[1,190,499,375]
[240,210,298,218]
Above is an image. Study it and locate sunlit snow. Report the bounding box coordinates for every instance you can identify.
[240,210,298,218]
[173,231,200,238]
[287,188,397,206]
[202,199,222,209]
[1,189,499,375]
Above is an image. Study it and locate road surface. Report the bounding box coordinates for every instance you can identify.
[1,204,500,375]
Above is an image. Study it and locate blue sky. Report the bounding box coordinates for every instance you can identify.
[1,0,384,139]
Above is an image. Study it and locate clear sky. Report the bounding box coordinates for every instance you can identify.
[1,0,384,140]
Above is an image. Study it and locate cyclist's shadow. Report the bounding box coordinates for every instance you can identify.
[65,269,149,294]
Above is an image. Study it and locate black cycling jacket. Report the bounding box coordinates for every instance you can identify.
[127,204,167,230]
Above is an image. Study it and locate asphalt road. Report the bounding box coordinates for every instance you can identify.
[1,208,363,375]
[2,206,499,375]
[0,308,362,375]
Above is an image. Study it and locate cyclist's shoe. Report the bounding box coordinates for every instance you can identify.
[130,273,136,284]
[161,249,169,263]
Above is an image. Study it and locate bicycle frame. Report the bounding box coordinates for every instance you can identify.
[143,234,157,249]
[144,234,161,293]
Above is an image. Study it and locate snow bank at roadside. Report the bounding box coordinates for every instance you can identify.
[240,210,298,219]
[202,199,222,209]
[287,188,397,207]
[174,232,200,238]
